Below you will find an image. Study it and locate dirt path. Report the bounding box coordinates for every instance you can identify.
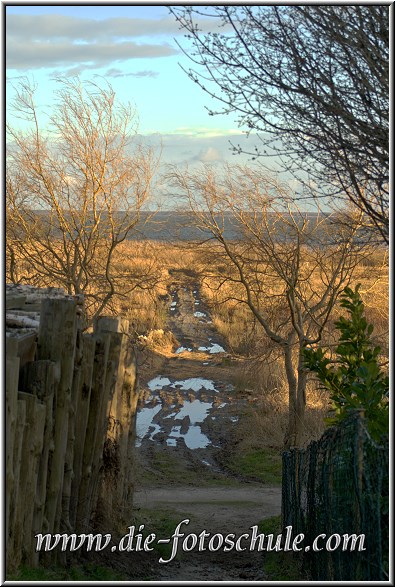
[131,270,282,580]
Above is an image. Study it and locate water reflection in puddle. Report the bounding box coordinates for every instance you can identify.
[166,424,210,449]
[171,378,217,392]
[135,403,162,446]
[136,396,214,449]
[175,400,212,424]
[137,376,231,450]
[198,343,226,354]
[147,376,217,393]
[183,426,210,449]
[175,346,193,354]
[148,376,172,391]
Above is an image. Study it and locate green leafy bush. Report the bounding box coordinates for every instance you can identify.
[303,285,388,441]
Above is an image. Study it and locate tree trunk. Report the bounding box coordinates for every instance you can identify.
[283,338,307,449]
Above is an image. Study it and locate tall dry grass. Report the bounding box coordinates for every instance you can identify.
[194,243,388,447]
[7,238,388,447]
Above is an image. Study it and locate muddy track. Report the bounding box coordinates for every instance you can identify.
[131,270,282,580]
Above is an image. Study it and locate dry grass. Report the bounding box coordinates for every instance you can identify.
[231,358,331,450]
[7,238,388,448]
[189,242,388,447]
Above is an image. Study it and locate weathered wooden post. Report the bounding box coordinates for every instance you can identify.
[37,298,78,534]
[122,344,139,511]
[76,334,111,531]
[22,395,47,564]
[5,354,20,558]
[94,318,128,524]
[62,328,83,535]
[91,328,124,527]
[12,392,45,567]
[7,398,26,571]
[19,359,58,566]
[70,334,95,529]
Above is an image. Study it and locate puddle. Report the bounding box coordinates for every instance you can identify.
[167,424,210,449]
[139,378,229,449]
[198,343,226,354]
[182,426,210,449]
[175,346,193,354]
[148,376,218,393]
[171,378,217,392]
[170,301,177,307]
[175,400,212,424]
[147,423,162,441]
[194,311,206,318]
[148,376,172,391]
[135,403,162,446]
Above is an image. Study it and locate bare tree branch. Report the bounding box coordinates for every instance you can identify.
[170,5,389,243]
[168,163,378,447]
[6,77,160,323]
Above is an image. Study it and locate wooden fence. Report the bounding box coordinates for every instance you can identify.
[5,286,139,571]
[282,413,389,580]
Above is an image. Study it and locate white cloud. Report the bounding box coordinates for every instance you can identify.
[7,39,176,71]
[6,12,231,72]
[6,14,183,42]
[194,147,223,163]
[173,126,245,138]
[104,68,159,79]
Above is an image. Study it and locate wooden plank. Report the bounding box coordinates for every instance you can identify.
[70,335,95,529]
[6,313,40,329]
[6,295,27,309]
[22,303,42,312]
[14,332,37,367]
[95,318,138,522]
[7,399,26,572]
[5,356,20,554]
[121,345,139,511]
[7,331,37,370]
[62,327,84,534]
[12,392,37,568]
[5,337,19,357]
[94,315,129,334]
[23,399,46,565]
[19,360,56,566]
[38,298,77,535]
[76,334,110,531]
[91,330,124,522]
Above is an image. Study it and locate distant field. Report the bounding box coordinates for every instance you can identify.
[27,210,352,242]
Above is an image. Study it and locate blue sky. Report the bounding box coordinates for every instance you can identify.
[5,4,259,170]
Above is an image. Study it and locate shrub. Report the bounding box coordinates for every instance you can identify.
[303,285,388,442]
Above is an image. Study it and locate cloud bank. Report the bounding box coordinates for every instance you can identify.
[6,12,229,72]
[6,14,179,71]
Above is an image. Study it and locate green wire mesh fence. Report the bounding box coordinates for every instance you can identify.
[282,412,389,580]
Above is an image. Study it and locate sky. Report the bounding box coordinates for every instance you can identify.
[5,3,263,180]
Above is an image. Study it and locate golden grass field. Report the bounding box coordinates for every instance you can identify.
[115,240,389,448]
[7,238,389,448]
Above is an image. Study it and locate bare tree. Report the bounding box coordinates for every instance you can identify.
[170,5,389,243]
[170,164,375,448]
[6,77,160,322]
